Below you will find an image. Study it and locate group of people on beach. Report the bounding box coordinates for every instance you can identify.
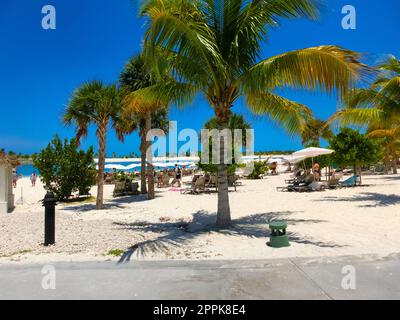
[11,169,37,188]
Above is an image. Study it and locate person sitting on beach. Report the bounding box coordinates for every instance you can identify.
[30,172,37,187]
[313,162,321,181]
[270,162,278,175]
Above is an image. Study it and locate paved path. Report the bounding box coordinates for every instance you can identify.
[1,254,399,299]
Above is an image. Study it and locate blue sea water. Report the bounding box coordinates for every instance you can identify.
[16,164,37,177]
[16,161,191,177]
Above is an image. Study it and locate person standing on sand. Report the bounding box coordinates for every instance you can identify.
[12,169,18,188]
[30,172,37,187]
[171,164,182,187]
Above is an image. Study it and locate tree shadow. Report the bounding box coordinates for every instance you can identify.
[115,211,343,263]
[61,192,163,212]
[377,175,400,182]
[315,192,400,208]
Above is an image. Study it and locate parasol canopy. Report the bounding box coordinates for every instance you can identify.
[292,147,334,159]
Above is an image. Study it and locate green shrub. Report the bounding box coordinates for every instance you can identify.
[247,161,267,179]
[329,128,383,183]
[32,135,96,201]
[106,249,125,257]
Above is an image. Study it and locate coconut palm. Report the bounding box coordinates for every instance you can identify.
[120,55,169,199]
[300,118,333,147]
[329,55,400,173]
[135,0,368,227]
[204,113,251,159]
[64,80,127,209]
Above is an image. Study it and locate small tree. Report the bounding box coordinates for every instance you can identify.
[247,162,267,180]
[329,128,383,184]
[33,135,96,201]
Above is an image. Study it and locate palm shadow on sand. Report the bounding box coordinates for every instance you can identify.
[115,211,345,263]
[60,192,164,212]
[315,192,400,208]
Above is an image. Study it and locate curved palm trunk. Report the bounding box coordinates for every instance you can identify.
[140,130,147,194]
[96,119,108,209]
[145,113,155,200]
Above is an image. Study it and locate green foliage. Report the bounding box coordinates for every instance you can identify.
[247,161,267,180]
[197,161,240,175]
[106,249,125,257]
[300,118,333,147]
[197,114,251,174]
[32,135,97,201]
[329,128,383,169]
[113,171,137,182]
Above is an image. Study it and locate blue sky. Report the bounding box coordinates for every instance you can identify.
[1,0,399,156]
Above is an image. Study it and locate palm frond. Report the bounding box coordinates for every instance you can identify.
[328,107,385,128]
[141,0,224,88]
[123,80,197,115]
[242,45,370,99]
[246,91,312,135]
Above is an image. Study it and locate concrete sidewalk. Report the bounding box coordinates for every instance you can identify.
[1,254,399,300]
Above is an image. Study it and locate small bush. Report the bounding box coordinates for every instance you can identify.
[106,249,125,257]
[247,161,267,179]
[32,135,97,201]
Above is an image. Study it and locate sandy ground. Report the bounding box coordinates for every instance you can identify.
[1,174,400,264]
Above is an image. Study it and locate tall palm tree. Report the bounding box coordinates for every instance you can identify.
[329,55,400,173]
[300,118,333,147]
[135,0,368,227]
[120,55,169,200]
[64,80,126,209]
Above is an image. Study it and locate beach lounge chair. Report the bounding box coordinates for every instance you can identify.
[207,175,218,191]
[327,175,361,189]
[181,176,207,194]
[340,175,361,187]
[113,181,139,197]
[228,174,242,191]
[162,173,171,188]
[277,174,325,192]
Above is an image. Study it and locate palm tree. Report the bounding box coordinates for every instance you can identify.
[120,55,169,199]
[300,118,333,147]
[330,55,400,173]
[204,113,251,160]
[135,0,368,227]
[64,80,126,209]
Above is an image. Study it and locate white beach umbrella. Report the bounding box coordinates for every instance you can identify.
[105,164,127,170]
[266,157,287,165]
[153,162,170,168]
[284,155,307,164]
[292,147,334,167]
[293,147,334,158]
[126,163,142,170]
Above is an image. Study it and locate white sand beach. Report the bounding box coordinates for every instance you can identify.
[1,174,400,264]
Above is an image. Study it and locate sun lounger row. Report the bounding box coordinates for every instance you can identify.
[277,174,361,192]
[181,174,242,195]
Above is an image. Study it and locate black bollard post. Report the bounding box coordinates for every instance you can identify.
[42,192,57,246]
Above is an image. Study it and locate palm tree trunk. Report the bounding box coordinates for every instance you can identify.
[215,115,231,228]
[140,130,147,194]
[145,113,155,200]
[392,150,398,174]
[384,152,390,174]
[96,119,108,209]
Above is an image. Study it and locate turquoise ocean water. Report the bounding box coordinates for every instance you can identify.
[16,161,191,177]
